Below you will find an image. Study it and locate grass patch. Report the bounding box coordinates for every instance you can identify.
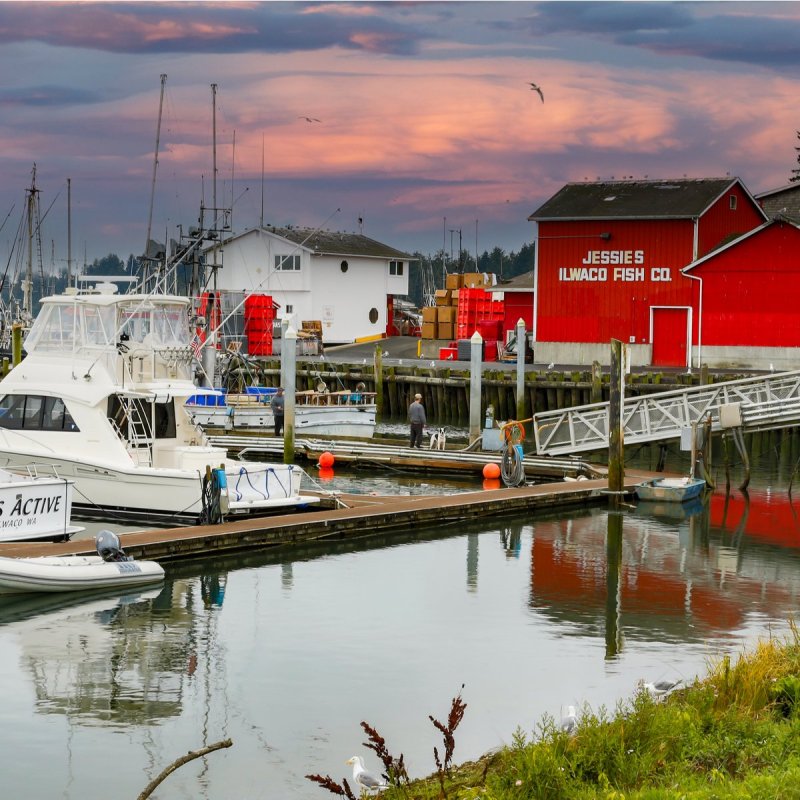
[328,623,800,799]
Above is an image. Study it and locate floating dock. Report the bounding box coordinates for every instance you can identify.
[0,470,659,564]
[205,434,602,479]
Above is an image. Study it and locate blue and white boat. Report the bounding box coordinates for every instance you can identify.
[187,386,377,437]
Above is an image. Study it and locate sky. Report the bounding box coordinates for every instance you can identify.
[1,0,799,280]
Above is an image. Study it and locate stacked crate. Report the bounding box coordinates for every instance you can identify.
[244,294,275,355]
[421,273,462,339]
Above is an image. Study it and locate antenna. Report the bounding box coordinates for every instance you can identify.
[145,74,167,268]
[260,132,265,228]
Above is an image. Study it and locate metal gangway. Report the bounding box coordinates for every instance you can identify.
[533,370,800,456]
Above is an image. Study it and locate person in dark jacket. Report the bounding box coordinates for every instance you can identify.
[408,393,426,448]
[271,387,285,436]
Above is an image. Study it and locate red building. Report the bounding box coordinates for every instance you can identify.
[528,178,766,367]
[682,216,800,369]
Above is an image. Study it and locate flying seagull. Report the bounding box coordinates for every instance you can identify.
[529,82,544,102]
[345,756,387,792]
[299,116,321,123]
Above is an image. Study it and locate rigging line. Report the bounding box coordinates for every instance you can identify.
[0,203,15,238]
[197,206,343,356]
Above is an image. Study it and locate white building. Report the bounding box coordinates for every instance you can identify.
[206,226,412,343]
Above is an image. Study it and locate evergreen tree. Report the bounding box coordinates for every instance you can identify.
[791,130,800,183]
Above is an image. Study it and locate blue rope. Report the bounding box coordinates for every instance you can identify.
[233,465,294,501]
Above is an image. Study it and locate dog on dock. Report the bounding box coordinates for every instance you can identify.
[429,427,447,450]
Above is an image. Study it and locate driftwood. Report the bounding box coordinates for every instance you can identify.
[136,739,233,800]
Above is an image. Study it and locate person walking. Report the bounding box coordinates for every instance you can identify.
[408,392,426,449]
[271,387,285,436]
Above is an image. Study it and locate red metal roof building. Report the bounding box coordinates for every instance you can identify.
[682,216,800,369]
[528,178,766,367]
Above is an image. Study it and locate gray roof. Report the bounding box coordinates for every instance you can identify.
[486,269,534,293]
[756,183,800,223]
[263,226,412,259]
[529,178,747,221]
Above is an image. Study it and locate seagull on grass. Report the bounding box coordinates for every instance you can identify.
[529,82,544,102]
[560,705,578,735]
[346,756,387,792]
[642,679,682,700]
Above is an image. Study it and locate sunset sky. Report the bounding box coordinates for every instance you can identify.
[1,1,799,277]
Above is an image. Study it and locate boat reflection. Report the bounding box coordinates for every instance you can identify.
[3,575,231,726]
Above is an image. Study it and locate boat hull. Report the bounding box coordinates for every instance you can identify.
[0,555,165,595]
[0,469,83,543]
[0,451,318,525]
[189,404,377,438]
[635,477,706,503]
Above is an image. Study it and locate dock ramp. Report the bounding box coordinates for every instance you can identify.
[533,370,800,456]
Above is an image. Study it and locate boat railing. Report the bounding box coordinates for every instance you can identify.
[125,343,196,383]
[221,391,377,409]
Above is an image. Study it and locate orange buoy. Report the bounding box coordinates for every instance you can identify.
[319,451,335,468]
[483,462,501,479]
[483,478,501,490]
[318,467,334,482]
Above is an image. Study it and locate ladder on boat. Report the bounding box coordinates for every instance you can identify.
[533,370,800,456]
[125,398,154,466]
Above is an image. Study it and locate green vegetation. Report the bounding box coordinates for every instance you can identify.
[314,626,800,799]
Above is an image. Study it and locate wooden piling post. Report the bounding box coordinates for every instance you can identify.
[12,322,24,367]
[608,338,625,505]
[515,318,526,422]
[373,344,384,420]
[469,331,483,443]
[282,326,297,464]
[592,361,603,403]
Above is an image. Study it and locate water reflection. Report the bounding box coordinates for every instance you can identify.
[5,459,800,798]
[529,487,800,652]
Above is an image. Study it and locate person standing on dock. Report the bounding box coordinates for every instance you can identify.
[271,387,285,436]
[408,392,426,448]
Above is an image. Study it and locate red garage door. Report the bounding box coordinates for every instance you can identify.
[652,307,689,367]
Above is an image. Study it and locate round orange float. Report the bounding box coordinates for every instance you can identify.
[319,451,335,468]
[482,462,500,479]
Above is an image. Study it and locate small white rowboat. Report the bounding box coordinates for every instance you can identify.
[0,531,164,595]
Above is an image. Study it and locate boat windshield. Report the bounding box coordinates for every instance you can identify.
[25,300,190,354]
[119,303,190,348]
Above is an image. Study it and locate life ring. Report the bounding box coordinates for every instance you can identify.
[501,420,526,445]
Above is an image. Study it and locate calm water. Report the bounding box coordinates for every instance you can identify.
[2,442,800,799]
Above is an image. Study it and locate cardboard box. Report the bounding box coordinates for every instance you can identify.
[434,289,451,306]
[437,305,456,323]
[462,272,484,288]
[445,273,463,290]
[422,306,438,323]
[450,289,459,304]
[438,322,454,340]
[421,321,438,339]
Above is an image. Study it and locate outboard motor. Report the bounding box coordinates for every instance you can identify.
[95,529,131,562]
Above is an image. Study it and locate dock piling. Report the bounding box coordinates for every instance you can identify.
[469,331,483,443]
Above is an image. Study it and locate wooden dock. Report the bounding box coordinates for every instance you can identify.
[0,470,658,564]
[206,434,603,479]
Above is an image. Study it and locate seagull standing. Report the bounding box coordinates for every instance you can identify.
[345,756,387,792]
[560,705,578,734]
[529,82,544,102]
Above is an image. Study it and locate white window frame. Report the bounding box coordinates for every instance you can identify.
[389,260,404,276]
[275,254,301,271]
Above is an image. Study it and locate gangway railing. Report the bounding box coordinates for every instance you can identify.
[533,370,800,456]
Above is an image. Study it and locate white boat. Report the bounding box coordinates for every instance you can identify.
[187,387,377,437]
[0,466,83,542]
[0,283,319,524]
[0,531,165,595]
